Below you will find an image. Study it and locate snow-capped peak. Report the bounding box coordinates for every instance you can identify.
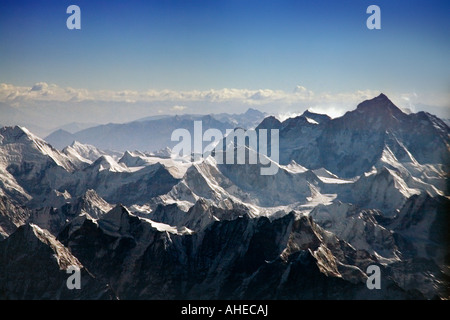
[0,125,77,172]
[91,155,127,172]
[62,140,112,165]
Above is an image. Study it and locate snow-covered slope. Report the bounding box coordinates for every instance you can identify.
[310,201,399,260]
[62,140,114,164]
[0,93,449,299]
[28,189,112,236]
[273,94,450,178]
[0,127,185,208]
[146,151,332,225]
[0,126,80,204]
[0,126,77,171]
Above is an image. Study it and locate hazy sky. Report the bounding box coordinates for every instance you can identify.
[0,0,449,129]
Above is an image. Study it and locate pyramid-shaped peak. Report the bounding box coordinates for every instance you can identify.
[256,116,282,130]
[91,155,123,171]
[358,93,396,109]
[105,203,130,216]
[245,108,264,116]
[375,93,389,100]
[94,155,114,164]
[119,150,135,160]
[0,125,36,143]
[355,93,405,118]
[302,109,322,117]
[98,204,135,234]
[301,110,331,124]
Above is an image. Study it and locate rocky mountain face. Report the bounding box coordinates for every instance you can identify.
[261,94,449,178]
[0,94,448,299]
[0,194,29,240]
[56,205,421,299]
[0,223,115,299]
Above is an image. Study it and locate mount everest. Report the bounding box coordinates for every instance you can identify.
[0,94,448,299]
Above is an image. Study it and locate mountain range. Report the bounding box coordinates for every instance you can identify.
[45,108,267,151]
[0,94,448,299]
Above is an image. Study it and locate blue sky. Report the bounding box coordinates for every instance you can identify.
[1,0,449,92]
[0,0,449,127]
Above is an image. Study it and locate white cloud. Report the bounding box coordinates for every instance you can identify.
[293,85,314,99]
[1,82,444,109]
[171,105,187,111]
[0,82,378,107]
[0,82,448,131]
[30,82,48,92]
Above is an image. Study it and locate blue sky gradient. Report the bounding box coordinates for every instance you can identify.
[1,0,449,94]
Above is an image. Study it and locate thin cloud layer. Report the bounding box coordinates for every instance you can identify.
[0,82,448,135]
[0,82,422,107]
